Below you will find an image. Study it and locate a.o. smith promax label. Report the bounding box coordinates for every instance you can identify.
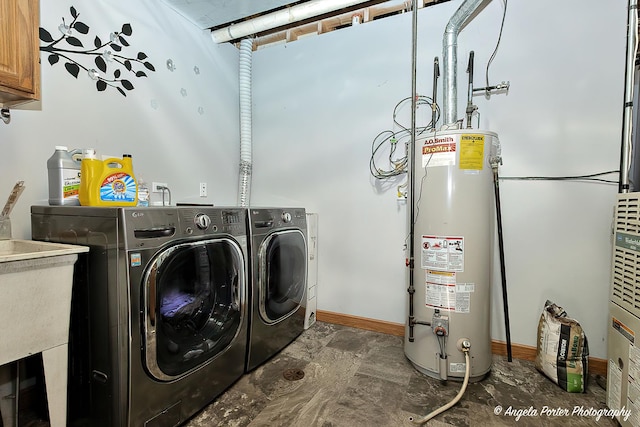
[421,134,457,167]
[615,232,640,252]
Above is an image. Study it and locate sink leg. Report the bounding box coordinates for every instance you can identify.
[14,360,19,427]
[0,362,16,427]
[42,345,68,427]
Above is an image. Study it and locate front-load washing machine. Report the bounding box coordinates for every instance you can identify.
[246,208,308,372]
[31,206,249,427]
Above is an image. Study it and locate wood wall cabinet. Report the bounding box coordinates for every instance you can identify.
[0,0,40,107]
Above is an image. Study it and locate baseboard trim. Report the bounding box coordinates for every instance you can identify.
[316,310,607,377]
[317,310,405,336]
[490,340,608,377]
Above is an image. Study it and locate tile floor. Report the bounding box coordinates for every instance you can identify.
[11,321,616,427]
[185,322,615,427]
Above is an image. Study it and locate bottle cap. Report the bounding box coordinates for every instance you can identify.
[55,146,68,151]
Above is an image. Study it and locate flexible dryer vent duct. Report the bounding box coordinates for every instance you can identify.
[238,38,253,207]
[442,0,485,126]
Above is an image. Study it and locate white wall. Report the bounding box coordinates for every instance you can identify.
[0,0,626,360]
[251,0,626,358]
[1,0,241,239]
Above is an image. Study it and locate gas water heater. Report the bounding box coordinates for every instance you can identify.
[404,129,500,381]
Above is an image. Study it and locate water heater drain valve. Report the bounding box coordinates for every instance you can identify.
[457,338,471,352]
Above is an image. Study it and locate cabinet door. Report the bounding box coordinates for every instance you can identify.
[0,0,40,107]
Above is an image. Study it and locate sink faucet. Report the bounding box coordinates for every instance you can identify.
[0,181,25,240]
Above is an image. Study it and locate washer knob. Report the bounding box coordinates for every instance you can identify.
[194,213,211,230]
[282,212,292,223]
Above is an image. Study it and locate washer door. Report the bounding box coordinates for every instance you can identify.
[258,229,307,324]
[142,238,244,381]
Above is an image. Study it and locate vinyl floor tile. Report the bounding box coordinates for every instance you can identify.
[185,322,615,427]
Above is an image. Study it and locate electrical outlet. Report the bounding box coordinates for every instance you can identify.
[152,182,168,193]
[199,182,207,197]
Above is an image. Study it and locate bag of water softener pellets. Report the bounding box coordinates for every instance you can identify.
[535,300,589,392]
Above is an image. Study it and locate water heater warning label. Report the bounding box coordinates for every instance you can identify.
[459,134,485,170]
[421,235,464,272]
[424,270,473,313]
[425,271,456,310]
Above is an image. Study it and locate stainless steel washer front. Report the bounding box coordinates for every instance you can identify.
[31,206,249,427]
[140,236,244,381]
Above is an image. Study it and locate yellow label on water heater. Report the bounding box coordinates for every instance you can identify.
[459,134,485,170]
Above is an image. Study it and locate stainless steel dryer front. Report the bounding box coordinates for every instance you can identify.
[246,207,307,372]
[31,206,248,427]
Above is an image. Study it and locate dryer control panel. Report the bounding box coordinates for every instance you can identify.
[250,208,306,232]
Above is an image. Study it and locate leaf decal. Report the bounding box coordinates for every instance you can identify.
[64,62,80,78]
[40,9,153,96]
[121,23,132,36]
[96,80,107,92]
[95,56,107,73]
[66,37,83,47]
[39,27,54,43]
[74,21,90,34]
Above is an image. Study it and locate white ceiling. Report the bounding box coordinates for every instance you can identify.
[160,0,310,30]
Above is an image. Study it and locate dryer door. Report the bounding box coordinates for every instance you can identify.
[142,238,245,381]
[258,229,307,324]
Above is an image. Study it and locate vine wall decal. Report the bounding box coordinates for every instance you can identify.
[39,6,156,97]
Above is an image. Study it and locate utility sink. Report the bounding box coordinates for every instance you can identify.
[0,239,88,427]
[0,239,87,263]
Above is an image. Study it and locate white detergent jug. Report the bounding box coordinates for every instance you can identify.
[47,146,82,206]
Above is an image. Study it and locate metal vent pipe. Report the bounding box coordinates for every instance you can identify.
[442,0,485,126]
[211,0,373,43]
[619,0,638,193]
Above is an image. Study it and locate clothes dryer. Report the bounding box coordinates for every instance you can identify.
[31,206,249,427]
[246,208,307,372]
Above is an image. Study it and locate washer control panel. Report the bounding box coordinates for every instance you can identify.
[123,207,247,247]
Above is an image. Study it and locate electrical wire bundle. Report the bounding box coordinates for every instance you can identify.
[369,95,439,180]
